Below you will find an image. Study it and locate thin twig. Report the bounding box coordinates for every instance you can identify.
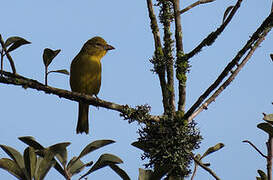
[180,0,216,15]
[172,0,186,112]
[0,34,16,74]
[190,162,198,180]
[185,12,273,120]
[183,0,243,62]
[1,49,3,76]
[0,70,161,122]
[146,0,169,114]
[190,152,221,180]
[242,140,267,158]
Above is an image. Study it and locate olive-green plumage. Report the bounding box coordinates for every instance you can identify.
[70,36,114,134]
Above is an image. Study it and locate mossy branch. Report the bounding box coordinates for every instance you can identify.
[0,70,160,123]
[185,12,273,121]
[183,0,243,62]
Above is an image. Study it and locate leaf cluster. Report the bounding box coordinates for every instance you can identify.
[0,136,129,180]
[134,116,202,178]
[120,104,151,123]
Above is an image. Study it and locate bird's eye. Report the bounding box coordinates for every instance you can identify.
[95,43,102,47]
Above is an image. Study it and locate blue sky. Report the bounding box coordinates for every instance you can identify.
[0,0,272,179]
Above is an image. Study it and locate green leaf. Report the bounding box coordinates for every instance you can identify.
[47,69,70,75]
[131,141,147,152]
[78,140,115,159]
[263,114,273,125]
[257,169,267,180]
[18,136,66,178]
[4,36,31,52]
[48,142,70,167]
[67,157,86,176]
[24,147,37,180]
[222,6,234,23]
[42,48,61,67]
[257,123,273,136]
[201,143,225,159]
[18,136,44,150]
[0,158,25,179]
[35,150,56,180]
[138,168,153,180]
[0,145,25,170]
[79,153,123,179]
[109,164,130,180]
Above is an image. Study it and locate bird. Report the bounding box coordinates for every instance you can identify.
[70,36,114,134]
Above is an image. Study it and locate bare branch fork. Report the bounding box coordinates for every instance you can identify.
[185,12,273,121]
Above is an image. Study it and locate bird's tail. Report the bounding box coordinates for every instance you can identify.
[77,102,89,134]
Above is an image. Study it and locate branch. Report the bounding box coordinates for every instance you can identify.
[172,0,186,112]
[267,136,273,180]
[146,0,169,114]
[185,12,273,120]
[162,1,176,114]
[0,34,16,74]
[180,0,216,15]
[242,140,267,158]
[0,70,160,122]
[183,0,243,62]
[190,152,221,180]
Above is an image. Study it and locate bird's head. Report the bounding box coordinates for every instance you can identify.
[82,36,115,58]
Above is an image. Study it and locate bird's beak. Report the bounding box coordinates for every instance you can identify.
[105,44,115,51]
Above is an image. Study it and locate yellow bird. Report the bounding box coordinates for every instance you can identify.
[70,37,114,134]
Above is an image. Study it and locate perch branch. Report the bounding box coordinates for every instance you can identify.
[184,12,273,120]
[0,34,16,74]
[190,152,221,180]
[146,0,169,114]
[179,0,216,15]
[183,0,242,62]
[242,140,267,158]
[0,70,160,122]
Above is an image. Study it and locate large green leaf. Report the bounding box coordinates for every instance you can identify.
[48,142,70,167]
[78,140,115,159]
[24,147,37,180]
[42,48,61,67]
[18,136,44,150]
[18,136,65,177]
[0,145,25,170]
[138,168,153,180]
[79,153,123,179]
[109,164,130,180]
[201,143,224,159]
[4,36,31,52]
[35,150,56,180]
[257,123,273,136]
[0,158,25,179]
[67,157,86,176]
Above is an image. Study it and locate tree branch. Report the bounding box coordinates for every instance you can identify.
[183,0,243,62]
[184,12,273,120]
[0,34,17,74]
[179,0,216,15]
[242,140,267,158]
[172,0,186,112]
[267,136,273,180]
[0,70,161,122]
[146,0,169,114]
[162,1,176,115]
[190,152,221,180]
